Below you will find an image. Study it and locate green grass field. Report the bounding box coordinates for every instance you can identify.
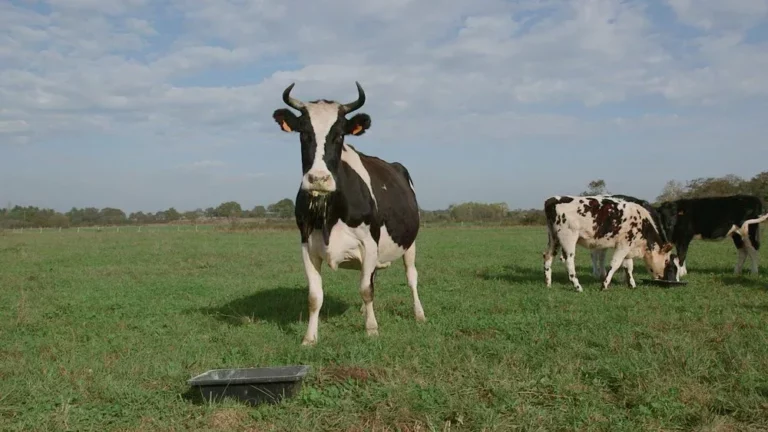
[1,226,767,431]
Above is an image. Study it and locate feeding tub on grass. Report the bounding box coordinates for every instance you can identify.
[187,365,310,406]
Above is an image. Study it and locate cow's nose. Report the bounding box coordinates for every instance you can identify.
[308,173,330,183]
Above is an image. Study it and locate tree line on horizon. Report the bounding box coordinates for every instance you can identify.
[2,171,767,230]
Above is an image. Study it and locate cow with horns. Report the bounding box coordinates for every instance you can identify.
[272,82,426,346]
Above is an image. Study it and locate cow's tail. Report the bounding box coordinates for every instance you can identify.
[391,162,415,191]
[740,212,768,250]
[543,198,562,260]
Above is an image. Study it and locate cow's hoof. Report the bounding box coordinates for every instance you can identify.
[301,338,316,346]
[415,312,426,322]
[366,328,379,337]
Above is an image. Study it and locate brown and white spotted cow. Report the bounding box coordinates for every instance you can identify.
[543,195,675,292]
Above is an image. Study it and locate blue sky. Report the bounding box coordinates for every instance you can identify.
[1,0,767,213]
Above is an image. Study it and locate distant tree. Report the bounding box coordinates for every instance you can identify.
[100,208,127,225]
[268,199,295,218]
[581,179,608,196]
[165,207,181,222]
[655,180,686,204]
[48,213,70,228]
[685,175,745,198]
[183,210,200,224]
[129,211,149,224]
[747,171,768,201]
[252,205,267,218]
[216,201,242,218]
[204,207,216,218]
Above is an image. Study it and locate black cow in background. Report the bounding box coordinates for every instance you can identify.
[656,195,768,278]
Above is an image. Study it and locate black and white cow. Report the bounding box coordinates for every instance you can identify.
[588,194,672,281]
[543,195,674,292]
[655,195,768,278]
[272,82,426,345]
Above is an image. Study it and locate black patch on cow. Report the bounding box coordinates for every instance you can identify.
[607,194,670,244]
[732,233,745,249]
[358,152,420,249]
[663,257,677,281]
[748,222,761,250]
[577,198,623,238]
[657,194,765,266]
[544,196,573,226]
[640,218,665,252]
[294,147,419,250]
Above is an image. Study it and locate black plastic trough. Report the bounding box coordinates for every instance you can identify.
[187,365,311,406]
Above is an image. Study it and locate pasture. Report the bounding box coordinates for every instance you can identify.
[1,226,767,431]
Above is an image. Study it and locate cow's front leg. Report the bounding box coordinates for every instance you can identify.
[301,243,323,346]
[403,242,426,322]
[563,250,582,292]
[622,258,636,288]
[360,240,380,336]
[602,248,629,290]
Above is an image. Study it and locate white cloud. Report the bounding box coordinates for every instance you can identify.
[179,160,226,170]
[666,0,768,30]
[0,0,767,210]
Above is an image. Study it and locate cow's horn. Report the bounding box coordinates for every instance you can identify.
[341,81,366,114]
[282,83,305,110]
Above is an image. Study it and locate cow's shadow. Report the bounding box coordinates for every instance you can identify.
[194,285,350,331]
[476,264,620,286]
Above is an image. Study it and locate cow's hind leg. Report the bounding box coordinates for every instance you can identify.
[543,229,560,287]
[403,242,426,322]
[301,244,324,346]
[602,247,630,290]
[559,234,582,292]
[360,239,380,336]
[622,258,636,288]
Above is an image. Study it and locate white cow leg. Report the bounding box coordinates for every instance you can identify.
[602,248,629,290]
[543,233,558,287]
[360,241,380,336]
[623,258,636,288]
[558,234,582,292]
[746,244,759,275]
[301,243,324,346]
[734,247,748,275]
[403,242,426,322]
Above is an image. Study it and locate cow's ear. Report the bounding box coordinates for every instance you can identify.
[273,109,300,133]
[345,113,371,136]
[662,243,674,253]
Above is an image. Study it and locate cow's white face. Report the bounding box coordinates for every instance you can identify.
[643,243,675,279]
[272,82,371,196]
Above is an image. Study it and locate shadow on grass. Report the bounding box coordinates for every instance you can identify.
[180,387,209,406]
[476,263,628,286]
[195,285,350,330]
[713,275,767,289]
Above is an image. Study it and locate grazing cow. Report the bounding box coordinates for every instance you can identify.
[272,82,426,346]
[655,195,768,278]
[543,195,674,292]
[588,194,672,281]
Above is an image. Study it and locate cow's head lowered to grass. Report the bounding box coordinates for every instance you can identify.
[272,82,372,196]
